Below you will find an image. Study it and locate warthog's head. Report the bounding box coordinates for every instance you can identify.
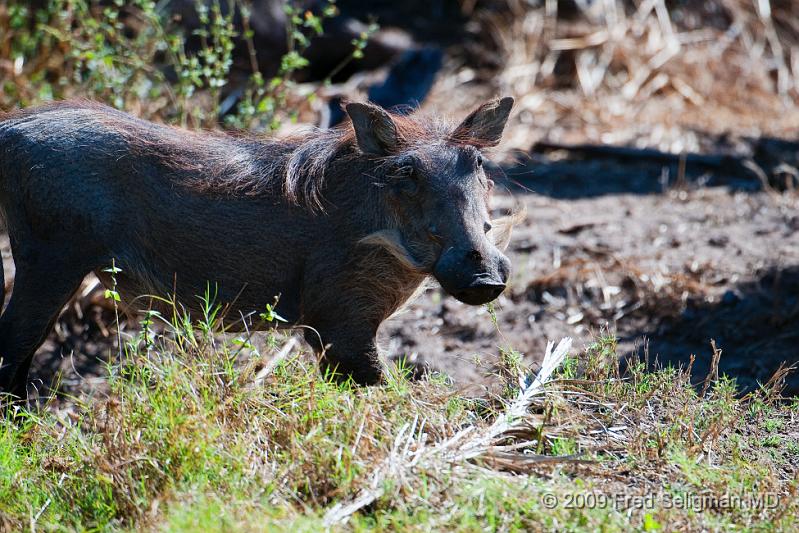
[349,97,515,305]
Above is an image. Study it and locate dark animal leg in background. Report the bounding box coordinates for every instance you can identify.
[324,47,444,128]
[0,247,89,401]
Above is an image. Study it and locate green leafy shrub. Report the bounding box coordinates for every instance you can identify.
[0,0,373,130]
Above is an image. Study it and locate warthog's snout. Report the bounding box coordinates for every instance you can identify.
[433,246,511,305]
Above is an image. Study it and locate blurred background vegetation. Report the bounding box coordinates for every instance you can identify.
[1,0,369,129]
[3,0,798,150]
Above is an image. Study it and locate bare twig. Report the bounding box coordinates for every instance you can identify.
[250,336,299,387]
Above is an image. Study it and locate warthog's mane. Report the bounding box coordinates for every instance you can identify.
[1,100,501,214]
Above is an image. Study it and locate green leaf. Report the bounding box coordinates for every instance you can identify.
[104,289,121,302]
[643,514,662,531]
[259,303,287,323]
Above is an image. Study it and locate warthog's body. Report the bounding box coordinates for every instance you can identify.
[0,98,514,399]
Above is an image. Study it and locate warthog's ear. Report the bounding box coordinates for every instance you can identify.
[451,96,514,147]
[345,102,400,156]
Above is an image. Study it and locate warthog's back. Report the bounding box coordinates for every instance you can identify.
[0,103,140,243]
[0,101,312,309]
[0,101,279,200]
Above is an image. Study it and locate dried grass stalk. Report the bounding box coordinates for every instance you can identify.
[323,337,573,526]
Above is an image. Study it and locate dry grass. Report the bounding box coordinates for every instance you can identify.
[424,0,799,155]
[517,251,711,340]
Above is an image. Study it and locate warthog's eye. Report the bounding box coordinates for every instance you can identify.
[484,221,493,234]
[476,154,484,167]
[392,166,418,197]
[427,224,443,243]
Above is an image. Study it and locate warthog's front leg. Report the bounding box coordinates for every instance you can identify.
[300,246,424,385]
[301,248,412,385]
[302,323,383,385]
[300,263,386,385]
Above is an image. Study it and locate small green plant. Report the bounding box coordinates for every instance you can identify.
[137,308,162,353]
[1,0,377,131]
[485,301,499,329]
[497,346,524,398]
[102,259,124,356]
[197,283,223,340]
[259,296,287,324]
[557,355,579,379]
[549,436,578,456]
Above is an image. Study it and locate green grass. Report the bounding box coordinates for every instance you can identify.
[0,304,796,532]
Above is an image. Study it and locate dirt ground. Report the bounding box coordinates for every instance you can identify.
[385,143,799,395]
[12,127,799,401]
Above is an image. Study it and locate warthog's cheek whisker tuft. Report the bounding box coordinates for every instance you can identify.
[489,205,527,252]
[359,230,428,273]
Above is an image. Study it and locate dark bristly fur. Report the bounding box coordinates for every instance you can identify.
[0,97,515,400]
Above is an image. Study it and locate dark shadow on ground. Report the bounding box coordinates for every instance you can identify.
[624,265,799,395]
[499,137,799,199]
[25,302,122,404]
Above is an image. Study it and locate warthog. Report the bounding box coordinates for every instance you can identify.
[0,97,515,400]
